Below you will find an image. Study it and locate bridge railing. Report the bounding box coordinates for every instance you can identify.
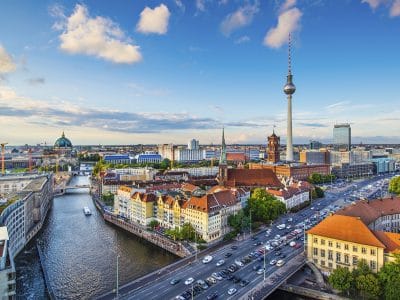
[239,252,306,300]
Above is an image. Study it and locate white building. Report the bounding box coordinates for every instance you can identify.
[265,181,312,210]
[174,148,203,162]
[0,227,15,299]
[188,139,199,150]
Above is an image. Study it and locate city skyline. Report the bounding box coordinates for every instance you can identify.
[1,0,400,145]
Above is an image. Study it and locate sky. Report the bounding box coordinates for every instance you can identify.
[0,0,399,146]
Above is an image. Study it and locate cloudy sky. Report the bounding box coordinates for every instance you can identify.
[0,0,399,145]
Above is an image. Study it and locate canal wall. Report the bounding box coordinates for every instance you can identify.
[279,284,350,300]
[36,244,56,300]
[104,214,191,258]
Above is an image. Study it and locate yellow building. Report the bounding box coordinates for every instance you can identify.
[157,195,184,229]
[307,209,400,275]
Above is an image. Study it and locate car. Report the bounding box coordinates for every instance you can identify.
[170,278,181,285]
[224,252,232,258]
[288,218,293,222]
[212,272,223,281]
[279,253,286,259]
[231,245,238,250]
[175,296,185,300]
[254,241,263,246]
[227,274,234,281]
[275,251,281,256]
[232,276,241,283]
[228,288,237,295]
[206,292,218,300]
[197,279,209,290]
[270,259,277,265]
[257,257,263,262]
[294,243,302,249]
[219,270,228,278]
[206,277,216,285]
[202,255,213,264]
[276,259,285,267]
[185,277,194,285]
[257,268,264,275]
[289,241,296,247]
[216,259,225,266]
[251,236,257,240]
[240,280,250,286]
[253,265,261,271]
[234,260,244,267]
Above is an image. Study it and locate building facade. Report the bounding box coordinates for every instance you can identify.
[333,123,351,151]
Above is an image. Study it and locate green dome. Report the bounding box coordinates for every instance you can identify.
[54,132,72,148]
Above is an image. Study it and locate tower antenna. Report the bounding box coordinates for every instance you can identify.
[288,33,292,75]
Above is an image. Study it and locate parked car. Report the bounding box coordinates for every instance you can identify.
[227,288,237,295]
[216,259,225,266]
[202,255,213,264]
[206,292,218,300]
[276,259,285,267]
[270,259,277,265]
[185,277,194,285]
[225,252,232,258]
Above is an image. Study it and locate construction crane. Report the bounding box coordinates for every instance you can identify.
[1,142,8,175]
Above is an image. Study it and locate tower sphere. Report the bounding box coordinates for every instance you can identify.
[283,82,296,95]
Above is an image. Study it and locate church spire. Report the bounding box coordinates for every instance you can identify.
[219,127,227,165]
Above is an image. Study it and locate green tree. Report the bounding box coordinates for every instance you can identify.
[148,220,159,230]
[101,192,114,206]
[378,254,400,300]
[388,176,400,195]
[246,188,286,224]
[328,266,353,295]
[159,158,171,170]
[356,274,381,299]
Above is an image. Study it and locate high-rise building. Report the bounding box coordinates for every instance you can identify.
[283,34,296,161]
[309,140,322,150]
[333,123,351,151]
[188,139,199,150]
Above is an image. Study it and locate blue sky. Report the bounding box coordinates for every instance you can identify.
[0,0,399,145]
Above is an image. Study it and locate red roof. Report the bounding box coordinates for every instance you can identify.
[227,152,246,162]
[183,190,239,213]
[225,169,282,188]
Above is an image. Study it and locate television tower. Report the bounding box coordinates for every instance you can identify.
[283,33,296,161]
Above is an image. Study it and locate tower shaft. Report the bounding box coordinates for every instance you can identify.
[286,95,293,161]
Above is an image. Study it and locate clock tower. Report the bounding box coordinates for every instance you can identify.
[267,130,280,163]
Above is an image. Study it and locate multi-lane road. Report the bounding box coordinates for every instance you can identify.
[104,174,397,300]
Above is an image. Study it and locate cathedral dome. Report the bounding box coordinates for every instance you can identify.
[54,132,72,148]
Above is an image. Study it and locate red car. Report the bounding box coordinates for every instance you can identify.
[294,243,302,249]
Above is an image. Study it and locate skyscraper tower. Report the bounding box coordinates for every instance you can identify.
[283,34,296,161]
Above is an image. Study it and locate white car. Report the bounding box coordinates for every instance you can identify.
[202,255,213,264]
[289,241,296,247]
[269,259,277,265]
[216,259,225,266]
[256,268,264,275]
[276,259,285,267]
[185,277,194,285]
[212,272,223,281]
[228,288,237,295]
[234,260,244,267]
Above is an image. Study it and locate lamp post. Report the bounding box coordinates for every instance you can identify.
[249,209,252,236]
[195,231,197,262]
[191,283,194,300]
[303,223,306,253]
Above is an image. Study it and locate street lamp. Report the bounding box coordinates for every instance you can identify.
[263,246,266,281]
[249,209,252,236]
[116,255,119,299]
[191,283,194,300]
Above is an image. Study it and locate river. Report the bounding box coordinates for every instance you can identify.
[15,175,178,299]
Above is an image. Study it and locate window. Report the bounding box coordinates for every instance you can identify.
[321,260,325,266]
[328,262,333,268]
[313,258,318,264]
[336,242,341,249]
[370,260,376,270]
[362,247,367,254]
[353,256,358,265]
[321,239,325,245]
[344,244,349,250]
[345,254,349,264]
[328,241,333,247]
[314,237,318,244]
[321,249,325,258]
[353,246,358,252]
[336,253,341,262]
[370,249,376,256]
[313,248,318,256]
[328,250,333,261]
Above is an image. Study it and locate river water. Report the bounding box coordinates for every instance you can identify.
[15,175,178,299]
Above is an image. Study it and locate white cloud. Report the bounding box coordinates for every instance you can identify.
[390,0,400,16]
[136,4,171,35]
[220,2,259,36]
[0,45,16,74]
[235,35,250,44]
[196,0,206,11]
[280,0,297,11]
[263,7,302,48]
[361,0,384,9]
[175,0,185,11]
[55,4,142,64]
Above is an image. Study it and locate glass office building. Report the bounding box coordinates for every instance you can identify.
[333,123,351,151]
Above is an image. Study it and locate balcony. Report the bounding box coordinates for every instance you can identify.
[336,260,350,266]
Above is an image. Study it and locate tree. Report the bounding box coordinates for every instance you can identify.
[356,274,381,299]
[388,176,400,195]
[180,223,197,241]
[159,158,171,170]
[328,267,353,295]
[148,220,159,231]
[246,188,286,224]
[378,254,400,300]
[101,192,114,206]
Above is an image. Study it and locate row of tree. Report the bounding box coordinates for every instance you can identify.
[227,188,286,239]
[328,256,400,300]
[308,173,336,184]
[164,222,205,243]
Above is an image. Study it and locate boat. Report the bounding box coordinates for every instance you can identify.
[83,206,92,216]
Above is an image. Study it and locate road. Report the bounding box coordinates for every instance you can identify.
[103,173,396,300]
